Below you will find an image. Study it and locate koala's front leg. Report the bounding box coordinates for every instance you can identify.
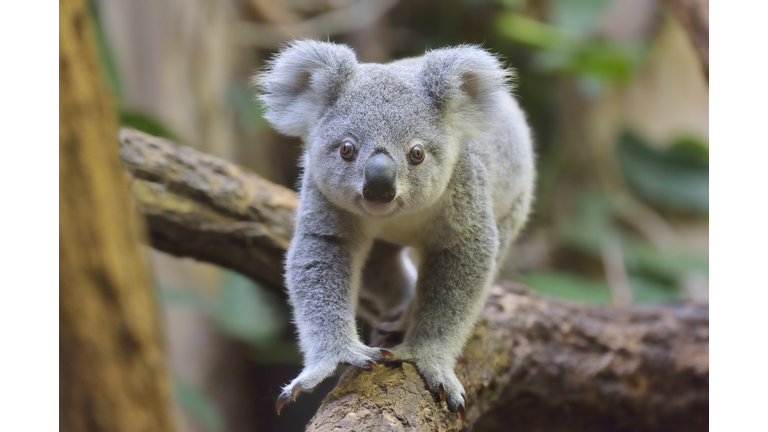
[395,217,499,415]
[277,196,388,412]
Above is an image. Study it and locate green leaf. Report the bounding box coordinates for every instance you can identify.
[560,222,708,283]
[174,379,223,432]
[228,82,269,136]
[557,191,708,284]
[628,275,682,304]
[495,6,646,93]
[156,273,290,350]
[534,40,645,87]
[520,271,684,305]
[212,271,287,347]
[495,13,569,49]
[119,110,179,141]
[520,271,613,304]
[156,286,213,313]
[549,0,612,37]
[616,132,709,213]
[570,41,644,81]
[625,242,708,281]
[557,191,618,255]
[668,136,710,166]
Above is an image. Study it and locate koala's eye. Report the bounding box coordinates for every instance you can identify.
[409,144,425,164]
[340,139,356,160]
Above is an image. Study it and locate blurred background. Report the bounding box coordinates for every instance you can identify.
[88,0,708,430]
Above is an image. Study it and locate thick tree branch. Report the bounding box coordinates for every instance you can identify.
[308,282,707,431]
[119,128,297,292]
[119,129,708,431]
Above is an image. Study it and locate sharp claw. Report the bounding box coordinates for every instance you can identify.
[367,360,380,370]
[438,384,446,403]
[275,394,290,415]
[380,348,395,358]
[457,404,466,423]
[291,383,302,402]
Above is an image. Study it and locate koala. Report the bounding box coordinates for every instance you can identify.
[257,40,535,418]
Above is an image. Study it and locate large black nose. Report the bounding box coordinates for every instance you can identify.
[363,153,397,203]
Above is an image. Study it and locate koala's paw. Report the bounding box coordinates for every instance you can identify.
[387,347,467,420]
[419,362,466,418]
[275,343,390,414]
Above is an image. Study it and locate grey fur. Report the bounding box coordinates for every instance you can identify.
[256,40,535,412]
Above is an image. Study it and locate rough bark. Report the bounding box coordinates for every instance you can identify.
[59,2,174,431]
[118,129,709,431]
[665,0,709,79]
[307,282,708,432]
[119,128,297,292]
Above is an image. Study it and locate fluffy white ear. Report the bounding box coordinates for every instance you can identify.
[419,45,513,112]
[256,40,358,137]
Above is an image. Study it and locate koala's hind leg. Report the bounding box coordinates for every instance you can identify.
[358,240,417,343]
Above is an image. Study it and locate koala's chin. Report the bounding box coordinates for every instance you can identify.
[360,197,401,218]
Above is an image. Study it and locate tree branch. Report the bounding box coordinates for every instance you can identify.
[119,128,708,431]
[119,128,297,292]
[308,282,708,431]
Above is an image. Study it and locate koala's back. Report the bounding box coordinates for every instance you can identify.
[478,90,536,245]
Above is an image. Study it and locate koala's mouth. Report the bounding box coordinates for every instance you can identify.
[360,197,399,217]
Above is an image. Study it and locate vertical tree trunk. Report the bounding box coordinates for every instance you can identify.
[59,0,174,431]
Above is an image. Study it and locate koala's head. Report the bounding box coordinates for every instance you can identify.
[257,40,510,218]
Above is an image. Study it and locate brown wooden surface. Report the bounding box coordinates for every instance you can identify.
[118,130,709,431]
[308,282,708,432]
[59,1,174,431]
[119,128,297,292]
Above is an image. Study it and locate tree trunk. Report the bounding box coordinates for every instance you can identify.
[59,1,174,431]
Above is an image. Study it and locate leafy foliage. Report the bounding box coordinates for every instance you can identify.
[158,270,293,355]
[119,110,179,141]
[617,132,709,213]
[495,0,646,97]
[522,186,707,304]
[520,271,613,304]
